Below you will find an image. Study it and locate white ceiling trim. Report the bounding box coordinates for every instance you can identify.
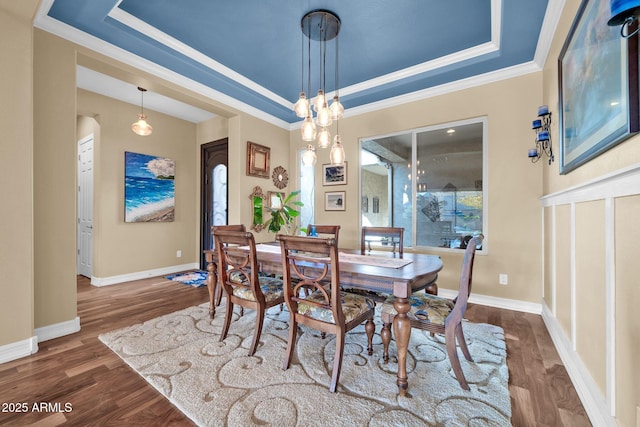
[110,0,503,106]
[108,3,294,109]
[338,40,499,98]
[533,0,566,68]
[77,66,215,123]
[33,0,290,128]
[34,0,545,132]
[290,60,543,130]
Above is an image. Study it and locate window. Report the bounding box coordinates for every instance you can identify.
[299,150,315,231]
[360,117,486,250]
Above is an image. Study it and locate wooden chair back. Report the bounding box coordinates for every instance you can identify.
[380,234,482,390]
[206,224,248,315]
[212,230,262,303]
[277,234,375,392]
[361,226,404,257]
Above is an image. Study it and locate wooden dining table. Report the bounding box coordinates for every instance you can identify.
[203,243,443,396]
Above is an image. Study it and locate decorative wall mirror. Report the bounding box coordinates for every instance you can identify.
[249,186,267,232]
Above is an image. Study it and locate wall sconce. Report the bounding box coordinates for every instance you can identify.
[608,0,640,38]
[529,105,554,164]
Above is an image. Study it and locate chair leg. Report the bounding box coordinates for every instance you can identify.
[282,318,297,371]
[381,321,392,363]
[248,307,265,356]
[456,323,473,362]
[330,331,345,393]
[220,301,234,342]
[445,323,469,390]
[365,318,375,355]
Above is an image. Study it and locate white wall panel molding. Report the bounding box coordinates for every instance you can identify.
[542,303,617,427]
[540,163,640,206]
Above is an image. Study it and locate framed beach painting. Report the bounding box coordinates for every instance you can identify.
[322,162,347,185]
[125,151,175,222]
[558,0,639,174]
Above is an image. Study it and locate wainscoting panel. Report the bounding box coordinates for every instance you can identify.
[540,163,640,427]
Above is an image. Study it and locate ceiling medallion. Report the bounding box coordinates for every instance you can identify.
[272,166,289,189]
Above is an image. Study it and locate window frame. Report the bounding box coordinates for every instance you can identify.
[359,116,488,255]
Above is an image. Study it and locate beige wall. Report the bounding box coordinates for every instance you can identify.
[309,74,544,301]
[77,89,198,278]
[33,29,78,329]
[614,195,640,427]
[0,2,38,346]
[541,1,640,425]
[2,4,636,425]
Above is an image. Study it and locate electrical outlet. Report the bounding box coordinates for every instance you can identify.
[499,274,508,285]
[176,250,182,258]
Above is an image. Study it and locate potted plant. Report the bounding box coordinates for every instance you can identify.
[265,190,304,235]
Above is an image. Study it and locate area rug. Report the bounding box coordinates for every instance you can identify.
[165,270,208,288]
[99,301,511,426]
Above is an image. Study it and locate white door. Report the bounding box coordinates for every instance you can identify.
[77,134,94,277]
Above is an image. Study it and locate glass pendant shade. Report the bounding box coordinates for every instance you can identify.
[317,127,331,148]
[316,104,333,127]
[301,144,317,167]
[330,134,345,165]
[131,114,153,136]
[329,95,344,120]
[293,92,309,118]
[301,114,317,141]
[313,89,325,112]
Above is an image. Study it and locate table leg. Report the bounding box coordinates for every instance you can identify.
[206,260,217,319]
[393,296,411,397]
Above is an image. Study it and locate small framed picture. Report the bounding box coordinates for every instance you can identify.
[322,162,347,186]
[268,191,284,208]
[325,191,346,211]
[246,141,270,178]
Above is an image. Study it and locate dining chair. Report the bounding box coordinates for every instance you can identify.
[379,235,482,390]
[306,224,340,241]
[207,224,247,318]
[361,226,404,257]
[213,229,285,356]
[277,234,375,393]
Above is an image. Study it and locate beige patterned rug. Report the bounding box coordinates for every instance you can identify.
[99,301,511,426]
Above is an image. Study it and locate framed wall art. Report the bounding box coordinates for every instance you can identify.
[246,141,270,178]
[268,191,284,208]
[124,151,175,223]
[322,162,347,185]
[558,0,639,174]
[325,191,346,211]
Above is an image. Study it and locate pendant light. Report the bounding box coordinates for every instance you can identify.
[295,10,346,167]
[131,87,152,136]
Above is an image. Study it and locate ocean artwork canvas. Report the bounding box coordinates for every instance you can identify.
[125,151,175,222]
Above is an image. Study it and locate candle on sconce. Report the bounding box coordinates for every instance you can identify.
[528,148,538,158]
[538,105,549,116]
[537,131,550,141]
[532,119,542,129]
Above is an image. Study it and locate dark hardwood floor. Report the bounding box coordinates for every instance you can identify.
[0,275,591,426]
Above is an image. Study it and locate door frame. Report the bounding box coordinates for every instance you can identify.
[200,138,228,268]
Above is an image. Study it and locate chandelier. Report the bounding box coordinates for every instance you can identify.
[293,10,345,167]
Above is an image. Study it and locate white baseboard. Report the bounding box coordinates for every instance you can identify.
[35,316,81,343]
[0,336,38,364]
[541,302,617,427]
[439,289,542,314]
[91,262,199,286]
